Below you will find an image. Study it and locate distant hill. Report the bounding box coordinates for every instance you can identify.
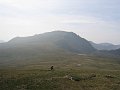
[108,48,120,56]
[92,48,120,58]
[0,31,96,66]
[90,41,120,50]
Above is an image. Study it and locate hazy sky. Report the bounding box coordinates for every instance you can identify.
[0,0,120,44]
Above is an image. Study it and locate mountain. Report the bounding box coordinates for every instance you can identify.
[90,41,120,50]
[108,48,120,56]
[0,31,96,66]
[1,31,96,53]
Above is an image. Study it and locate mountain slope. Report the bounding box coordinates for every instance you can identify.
[90,41,120,50]
[1,31,96,53]
[0,31,96,66]
[108,48,120,56]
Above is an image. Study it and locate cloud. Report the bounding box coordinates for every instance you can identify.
[0,0,58,10]
[0,0,120,44]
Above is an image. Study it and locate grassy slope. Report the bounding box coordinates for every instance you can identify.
[0,54,120,90]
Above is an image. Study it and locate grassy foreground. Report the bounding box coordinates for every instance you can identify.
[0,69,120,90]
[0,54,120,90]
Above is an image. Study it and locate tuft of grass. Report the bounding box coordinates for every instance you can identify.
[0,69,120,90]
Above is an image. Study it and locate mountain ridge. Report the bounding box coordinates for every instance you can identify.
[0,31,96,63]
[90,41,120,50]
[2,31,95,53]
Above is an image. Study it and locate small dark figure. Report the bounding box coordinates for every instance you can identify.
[50,66,54,71]
[91,74,96,78]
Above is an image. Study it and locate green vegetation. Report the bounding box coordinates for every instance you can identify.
[0,54,120,90]
[0,69,120,90]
